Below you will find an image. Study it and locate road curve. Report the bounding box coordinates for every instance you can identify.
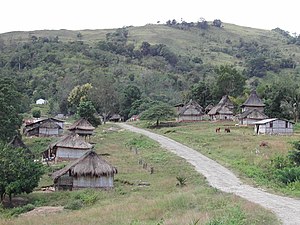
[119,123,300,225]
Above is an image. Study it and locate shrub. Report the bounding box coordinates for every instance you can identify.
[276,167,300,184]
[64,199,84,210]
[176,176,187,186]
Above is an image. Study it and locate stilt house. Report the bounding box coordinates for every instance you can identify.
[51,150,117,190]
[68,118,95,138]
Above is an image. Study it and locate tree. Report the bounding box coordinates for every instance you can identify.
[140,103,176,127]
[212,19,222,28]
[215,65,246,98]
[0,78,23,142]
[32,108,41,118]
[68,83,92,113]
[0,143,43,203]
[188,81,214,107]
[89,76,119,124]
[120,85,141,120]
[77,101,101,127]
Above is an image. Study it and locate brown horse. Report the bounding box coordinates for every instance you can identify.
[216,127,221,133]
[224,128,231,133]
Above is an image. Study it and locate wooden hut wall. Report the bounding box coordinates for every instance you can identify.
[56,147,90,161]
[178,115,203,122]
[54,174,73,191]
[73,176,114,189]
[39,128,60,136]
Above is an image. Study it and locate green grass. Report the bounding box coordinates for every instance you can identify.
[0,123,279,225]
[134,120,300,197]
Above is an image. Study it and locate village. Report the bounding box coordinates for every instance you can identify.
[8,89,293,194]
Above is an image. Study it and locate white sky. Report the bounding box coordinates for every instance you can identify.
[1,0,299,35]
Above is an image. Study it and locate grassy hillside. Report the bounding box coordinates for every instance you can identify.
[0,123,279,225]
[1,22,300,120]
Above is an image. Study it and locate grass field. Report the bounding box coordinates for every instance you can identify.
[134,120,300,197]
[0,123,280,225]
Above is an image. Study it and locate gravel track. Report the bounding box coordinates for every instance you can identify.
[119,123,300,225]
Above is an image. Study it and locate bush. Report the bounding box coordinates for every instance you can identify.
[64,199,84,210]
[276,167,300,184]
[32,109,41,118]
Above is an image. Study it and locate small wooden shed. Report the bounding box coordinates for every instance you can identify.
[208,95,234,120]
[177,100,204,122]
[49,134,93,162]
[68,118,95,137]
[51,150,117,190]
[253,118,294,135]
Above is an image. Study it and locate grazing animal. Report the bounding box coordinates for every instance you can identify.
[216,127,221,133]
[224,128,231,133]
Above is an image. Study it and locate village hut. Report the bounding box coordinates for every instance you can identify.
[23,118,64,137]
[49,134,93,162]
[204,104,214,114]
[177,100,204,122]
[51,150,117,190]
[109,114,122,122]
[208,95,235,120]
[68,118,95,137]
[238,90,268,125]
[253,118,294,135]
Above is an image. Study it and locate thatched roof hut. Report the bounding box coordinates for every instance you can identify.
[239,90,267,125]
[241,90,265,113]
[50,134,93,162]
[23,118,64,137]
[68,118,95,137]
[52,150,117,190]
[177,100,204,122]
[208,95,234,120]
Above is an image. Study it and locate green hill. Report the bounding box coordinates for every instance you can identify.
[0,22,300,119]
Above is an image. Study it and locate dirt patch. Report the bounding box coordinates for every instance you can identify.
[20,206,64,217]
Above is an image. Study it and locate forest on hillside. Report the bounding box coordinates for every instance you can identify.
[1,20,300,135]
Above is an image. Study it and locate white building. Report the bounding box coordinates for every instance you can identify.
[36,98,46,104]
[253,118,294,135]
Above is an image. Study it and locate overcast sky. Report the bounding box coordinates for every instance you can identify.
[1,0,299,35]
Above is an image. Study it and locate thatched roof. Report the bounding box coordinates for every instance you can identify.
[25,118,64,129]
[178,99,204,116]
[51,134,93,150]
[208,95,234,115]
[68,118,95,131]
[238,108,268,119]
[39,121,61,129]
[242,90,265,107]
[51,150,117,180]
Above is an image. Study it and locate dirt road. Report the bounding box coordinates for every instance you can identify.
[119,123,300,225]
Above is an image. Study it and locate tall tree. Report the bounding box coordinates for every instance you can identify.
[120,85,141,120]
[77,101,100,127]
[0,78,23,142]
[67,83,92,113]
[89,76,119,123]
